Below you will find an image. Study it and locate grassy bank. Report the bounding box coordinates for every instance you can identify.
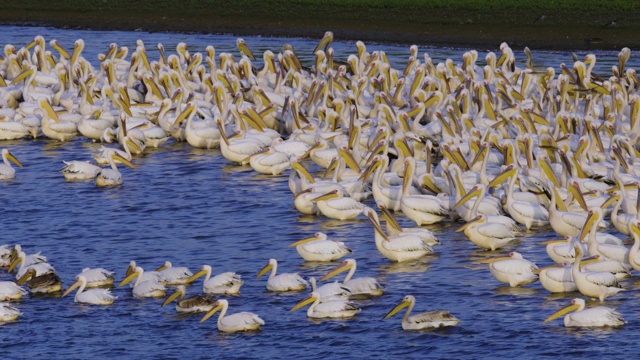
[1,0,638,50]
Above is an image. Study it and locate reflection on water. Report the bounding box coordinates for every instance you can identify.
[0,24,638,359]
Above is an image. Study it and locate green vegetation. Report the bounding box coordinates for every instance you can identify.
[1,1,638,50]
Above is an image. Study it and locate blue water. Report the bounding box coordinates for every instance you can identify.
[0,25,637,359]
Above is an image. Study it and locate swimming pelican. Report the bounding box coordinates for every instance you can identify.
[0,303,21,322]
[248,147,291,175]
[187,265,244,295]
[62,275,117,305]
[200,299,265,333]
[479,251,538,287]
[308,277,351,301]
[383,295,460,330]
[288,232,352,262]
[161,285,216,313]
[572,242,623,302]
[95,149,136,187]
[16,269,63,294]
[544,298,624,327]
[538,263,577,293]
[60,160,102,181]
[0,281,27,301]
[377,203,440,246]
[320,258,383,297]
[155,261,192,285]
[364,207,434,262]
[118,266,167,298]
[455,214,517,251]
[400,157,449,225]
[256,258,308,292]
[453,184,521,232]
[77,268,115,288]
[290,291,360,319]
[311,188,367,220]
[9,251,55,280]
[0,149,23,180]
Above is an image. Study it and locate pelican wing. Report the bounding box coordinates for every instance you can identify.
[402,196,448,215]
[511,200,549,221]
[345,277,382,295]
[476,223,515,239]
[315,299,359,313]
[224,312,265,327]
[257,152,290,166]
[78,288,117,304]
[570,307,625,327]
[324,197,364,211]
[492,259,538,275]
[61,161,101,176]
[268,273,308,291]
[383,235,433,252]
[205,272,243,289]
[409,310,459,326]
[584,271,622,288]
[302,240,351,256]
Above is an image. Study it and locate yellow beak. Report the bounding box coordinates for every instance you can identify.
[290,295,316,312]
[382,299,410,320]
[544,303,580,323]
[62,279,82,297]
[200,303,223,323]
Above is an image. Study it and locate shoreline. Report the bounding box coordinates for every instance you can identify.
[0,3,638,51]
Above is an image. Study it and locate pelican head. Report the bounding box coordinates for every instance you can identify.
[200,299,227,323]
[256,258,277,279]
[2,150,23,168]
[155,261,172,272]
[118,266,143,287]
[290,292,320,312]
[187,265,212,283]
[288,232,326,247]
[383,295,415,319]
[161,285,186,307]
[62,275,87,297]
[544,298,584,323]
[320,259,354,281]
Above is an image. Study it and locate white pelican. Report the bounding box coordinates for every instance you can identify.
[39,98,78,141]
[256,258,308,292]
[77,268,114,288]
[453,184,520,232]
[0,303,21,322]
[479,252,538,287]
[288,232,352,262]
[572,242,623,302]
[0,149,23,180]
[16,269,63,294]
[311,188,367,220]
[248,147,291,175]
[62,275,116,305]
[217,119,263,164]
[456,214,517,251]
[0,245,11,267]
[538,263,577,293]
[320,259,383,298]
[161,285,216,313]
[200,299,265,333]
[400,157,449,225]
[544,298,624,327]
[629,220,640,272]
[187,265,244,295]
[60,160,102,181]
[364,207,434,261]
[155,261,192,285]
[383,295,460,330]
[290,291,360,319]
[95,149,136,187]
[9,251,54,280]
[0,281,27,301]
[377,204,440,246]
[118,266,166,298]
[548,186,607,237]
[308,277,351,301]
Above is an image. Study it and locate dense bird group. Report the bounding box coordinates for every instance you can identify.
[1,31,640,329]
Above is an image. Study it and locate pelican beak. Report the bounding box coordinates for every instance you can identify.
[125,263,135,277]
[118,271,139,287]
[578,210,598,242]
[186,269,208,284]
[311,190,339,203]
[174,104,196,125]
[236,39,255,61]
[161,288,183,307]
[16,270,34,285]
[256,263,272,279]
[456,216,482,232]
[600,194,620,209]
[313,31,333,54]
[125,138,144,155]
[320,262,350,281]
[112,154,136,169]
[62,279,82,297]
[300,142,321,160]
[289,234,321,247]
[544,303,580,323]
[290,295,316,312]
[382,299,410,320]
[293,188,313,200]
[155,264,168,272]
[487,166,515,188]
[364,208,390,241]
[10,67,34,86]
[200,302,223,323]
[8,256,22,273]
[453,186,480,209]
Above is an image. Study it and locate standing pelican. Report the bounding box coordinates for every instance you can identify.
[0,149,23,180]
[118,266,166,298]
[320,258,383,297]
[200,299,264,333]
[383,295,460,330]
[62,275,116,305]
[288,232,352,262]
[187,265,244,295]
[544,298,624,327]
[256,258,308,292]
[479,252,538,287]
[161,285,216,313]
[290,291,360,319]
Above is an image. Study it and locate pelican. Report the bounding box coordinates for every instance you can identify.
[200,299,265,333]
[288,232,352,262]
[16,269,63,294]
[544,298,624,327]
[479,252,538,287]
[187,265,244,295]
[308,277,351,301]
[60,160,101,181]
[453,184,521,232]
[320,259,383,298]
[455,214,517,251]
[161,285,216,313]
[256,258,308,292]
[572,242,623,302]
[0,149,23,180]
[95,149,136,187]
[311,188,367,220]
[77,268,114,288]
[0,303,21,322]
[0,281,27,301]
[548,187,607,237]
[377,203,440,246]
[118,266,166,298]
[383,295,460,330]
[62,275,116,305]
[248,147,291,175]
[290,291,360,319]
[364,207,434,262]
[400,157,449,225]
[9,251,55,280]
[155,261,192,285]
[538,263,577,293]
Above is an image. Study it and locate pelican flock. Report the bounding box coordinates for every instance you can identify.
[2,32,640,337]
